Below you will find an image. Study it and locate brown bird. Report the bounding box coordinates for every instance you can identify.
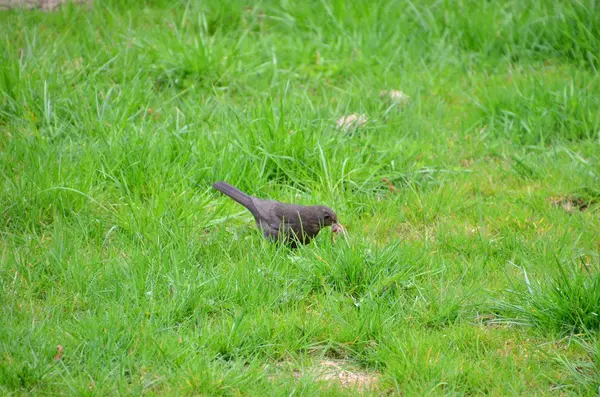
[212,181,343,247]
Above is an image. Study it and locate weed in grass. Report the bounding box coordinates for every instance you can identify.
[495,259,600,334]
[554,335,600,392]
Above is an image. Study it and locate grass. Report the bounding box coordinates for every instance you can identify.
[1,0,599,394]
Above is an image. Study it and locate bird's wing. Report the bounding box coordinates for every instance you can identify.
[251,198,285,239]
[273,204,322,245]
[274,204,310,236]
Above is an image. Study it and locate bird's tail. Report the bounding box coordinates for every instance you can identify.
[212,181,256,213]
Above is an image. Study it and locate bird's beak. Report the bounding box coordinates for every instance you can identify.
[331,222,344,234]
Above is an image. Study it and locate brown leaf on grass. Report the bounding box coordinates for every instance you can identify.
[54,345,64,361]
[336,114,368,131]
[380,89,410,106]
[460,158,474,168]
[147,108,160,120]
[0,0,92,11]
[382,177,399,192]
[549,196,591,213]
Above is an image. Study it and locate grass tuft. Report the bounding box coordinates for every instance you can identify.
[496,259,600,334]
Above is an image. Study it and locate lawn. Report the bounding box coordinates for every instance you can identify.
[1,0,599,395]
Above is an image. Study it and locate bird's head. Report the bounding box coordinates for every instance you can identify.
[316,206,343,233]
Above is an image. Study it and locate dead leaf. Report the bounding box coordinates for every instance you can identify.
[380,89,410,105]
[382,177,399,192]
[460,158,474,168]
[0,0,92,11]
[54,345,64,361]
[336,114,368,131]
[549,196,591,213]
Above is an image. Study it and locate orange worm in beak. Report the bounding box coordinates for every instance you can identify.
[331,223,345,244]
[332,223,344,234]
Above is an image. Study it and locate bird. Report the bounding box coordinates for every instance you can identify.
[212,181,343,247]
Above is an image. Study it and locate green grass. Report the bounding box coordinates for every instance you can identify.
[1,0,599,394]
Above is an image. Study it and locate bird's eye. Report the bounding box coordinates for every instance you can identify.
[324,214,331,220]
